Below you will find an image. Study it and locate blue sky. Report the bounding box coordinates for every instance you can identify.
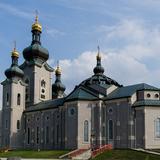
[1,0,160,106]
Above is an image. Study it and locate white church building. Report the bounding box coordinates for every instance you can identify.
[0,16,160,150]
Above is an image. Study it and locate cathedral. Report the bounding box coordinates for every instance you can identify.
[1,15,160,150]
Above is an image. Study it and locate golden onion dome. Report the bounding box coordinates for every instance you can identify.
[32,15,42,32]
[11,47,19,58]
[55,65,62,75]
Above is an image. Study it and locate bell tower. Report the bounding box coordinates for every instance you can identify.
[1,45,26,149]
[21,13,54,106]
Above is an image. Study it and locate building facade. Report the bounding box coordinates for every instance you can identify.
[1,16,160,150]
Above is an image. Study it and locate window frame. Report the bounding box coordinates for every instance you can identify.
[25,78,30,102]
[40,79,46,100]
[108,119,113,140]
[155,118,160,138]
[17,93,21,105]
[17,120,20,130]
[6,93,9,106]
[84,120,89,142]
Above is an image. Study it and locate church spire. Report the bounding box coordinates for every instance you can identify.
[11,41,19,66]
[31,10,42,45]
[52,61,66,99]
[5,42,24,79]
[23,11,49,62]
[93,46,104,75]
[97,45,101,60]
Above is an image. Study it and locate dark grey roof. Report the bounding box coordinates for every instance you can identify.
[20,61,54,72]
[23,43,49,62]
[80,74,122,87]
[25,98,65,112]
[105,83,159,100]
[65,86,98,102]
[133,100,160,107]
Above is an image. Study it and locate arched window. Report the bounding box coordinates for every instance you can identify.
[25,78,29,84]
[6,93,9,105]
[84,120,89,142]
[36,127,39,144]
[17,94,21,105]
[41,80,46,88]
[41,80,46,99]
[17,120,20,130]
[25,78,30,102]
[155,118,160,138]
[108,120,113,140]
[27,128,30,144]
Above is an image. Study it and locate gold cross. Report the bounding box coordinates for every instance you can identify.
[13,40,16,51]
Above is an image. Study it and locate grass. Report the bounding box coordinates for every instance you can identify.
[92,149,160,160]
[0,150,69,159]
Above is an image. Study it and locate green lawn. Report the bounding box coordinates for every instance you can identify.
[92,149,160,160]
[0,150,69,159]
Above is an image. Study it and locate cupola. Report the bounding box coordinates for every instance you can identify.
[93,46,104,75]
[23,12,49,63]
[52,62,66,99]
[5,44,24,79]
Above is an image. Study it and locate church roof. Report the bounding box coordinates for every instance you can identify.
[20,61,54,72]
[65,85,98,102]
[133,100,160,107]
[23,43,49,62]
[25,98,65,112]
[105,83,159,100]
[80,74,122,87]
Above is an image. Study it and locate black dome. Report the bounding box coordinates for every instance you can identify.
[52,82,66,93]
[23,43,49,62]
[80,74,122,87]
[5,66,24,79]
[93,65,104,75]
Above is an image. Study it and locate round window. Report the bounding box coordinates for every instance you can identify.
[147,93,151,98]
[42,89,45,93]
[155,94,159,98]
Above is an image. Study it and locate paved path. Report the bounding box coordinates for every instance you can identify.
[133,148,160,156]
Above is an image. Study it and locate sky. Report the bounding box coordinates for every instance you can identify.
[1,0,160,107]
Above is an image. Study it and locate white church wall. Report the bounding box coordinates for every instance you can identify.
[131,92,137,105]
[34,64,52,103]
[144,91,159,100]
[107,85,118,95]
[22,63,52,105]
[144,107,160,149]
[77,101,92,149]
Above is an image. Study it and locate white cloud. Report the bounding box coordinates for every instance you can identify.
[56,19,160,93]
[58,51,149,93]
[97,19,160,60]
